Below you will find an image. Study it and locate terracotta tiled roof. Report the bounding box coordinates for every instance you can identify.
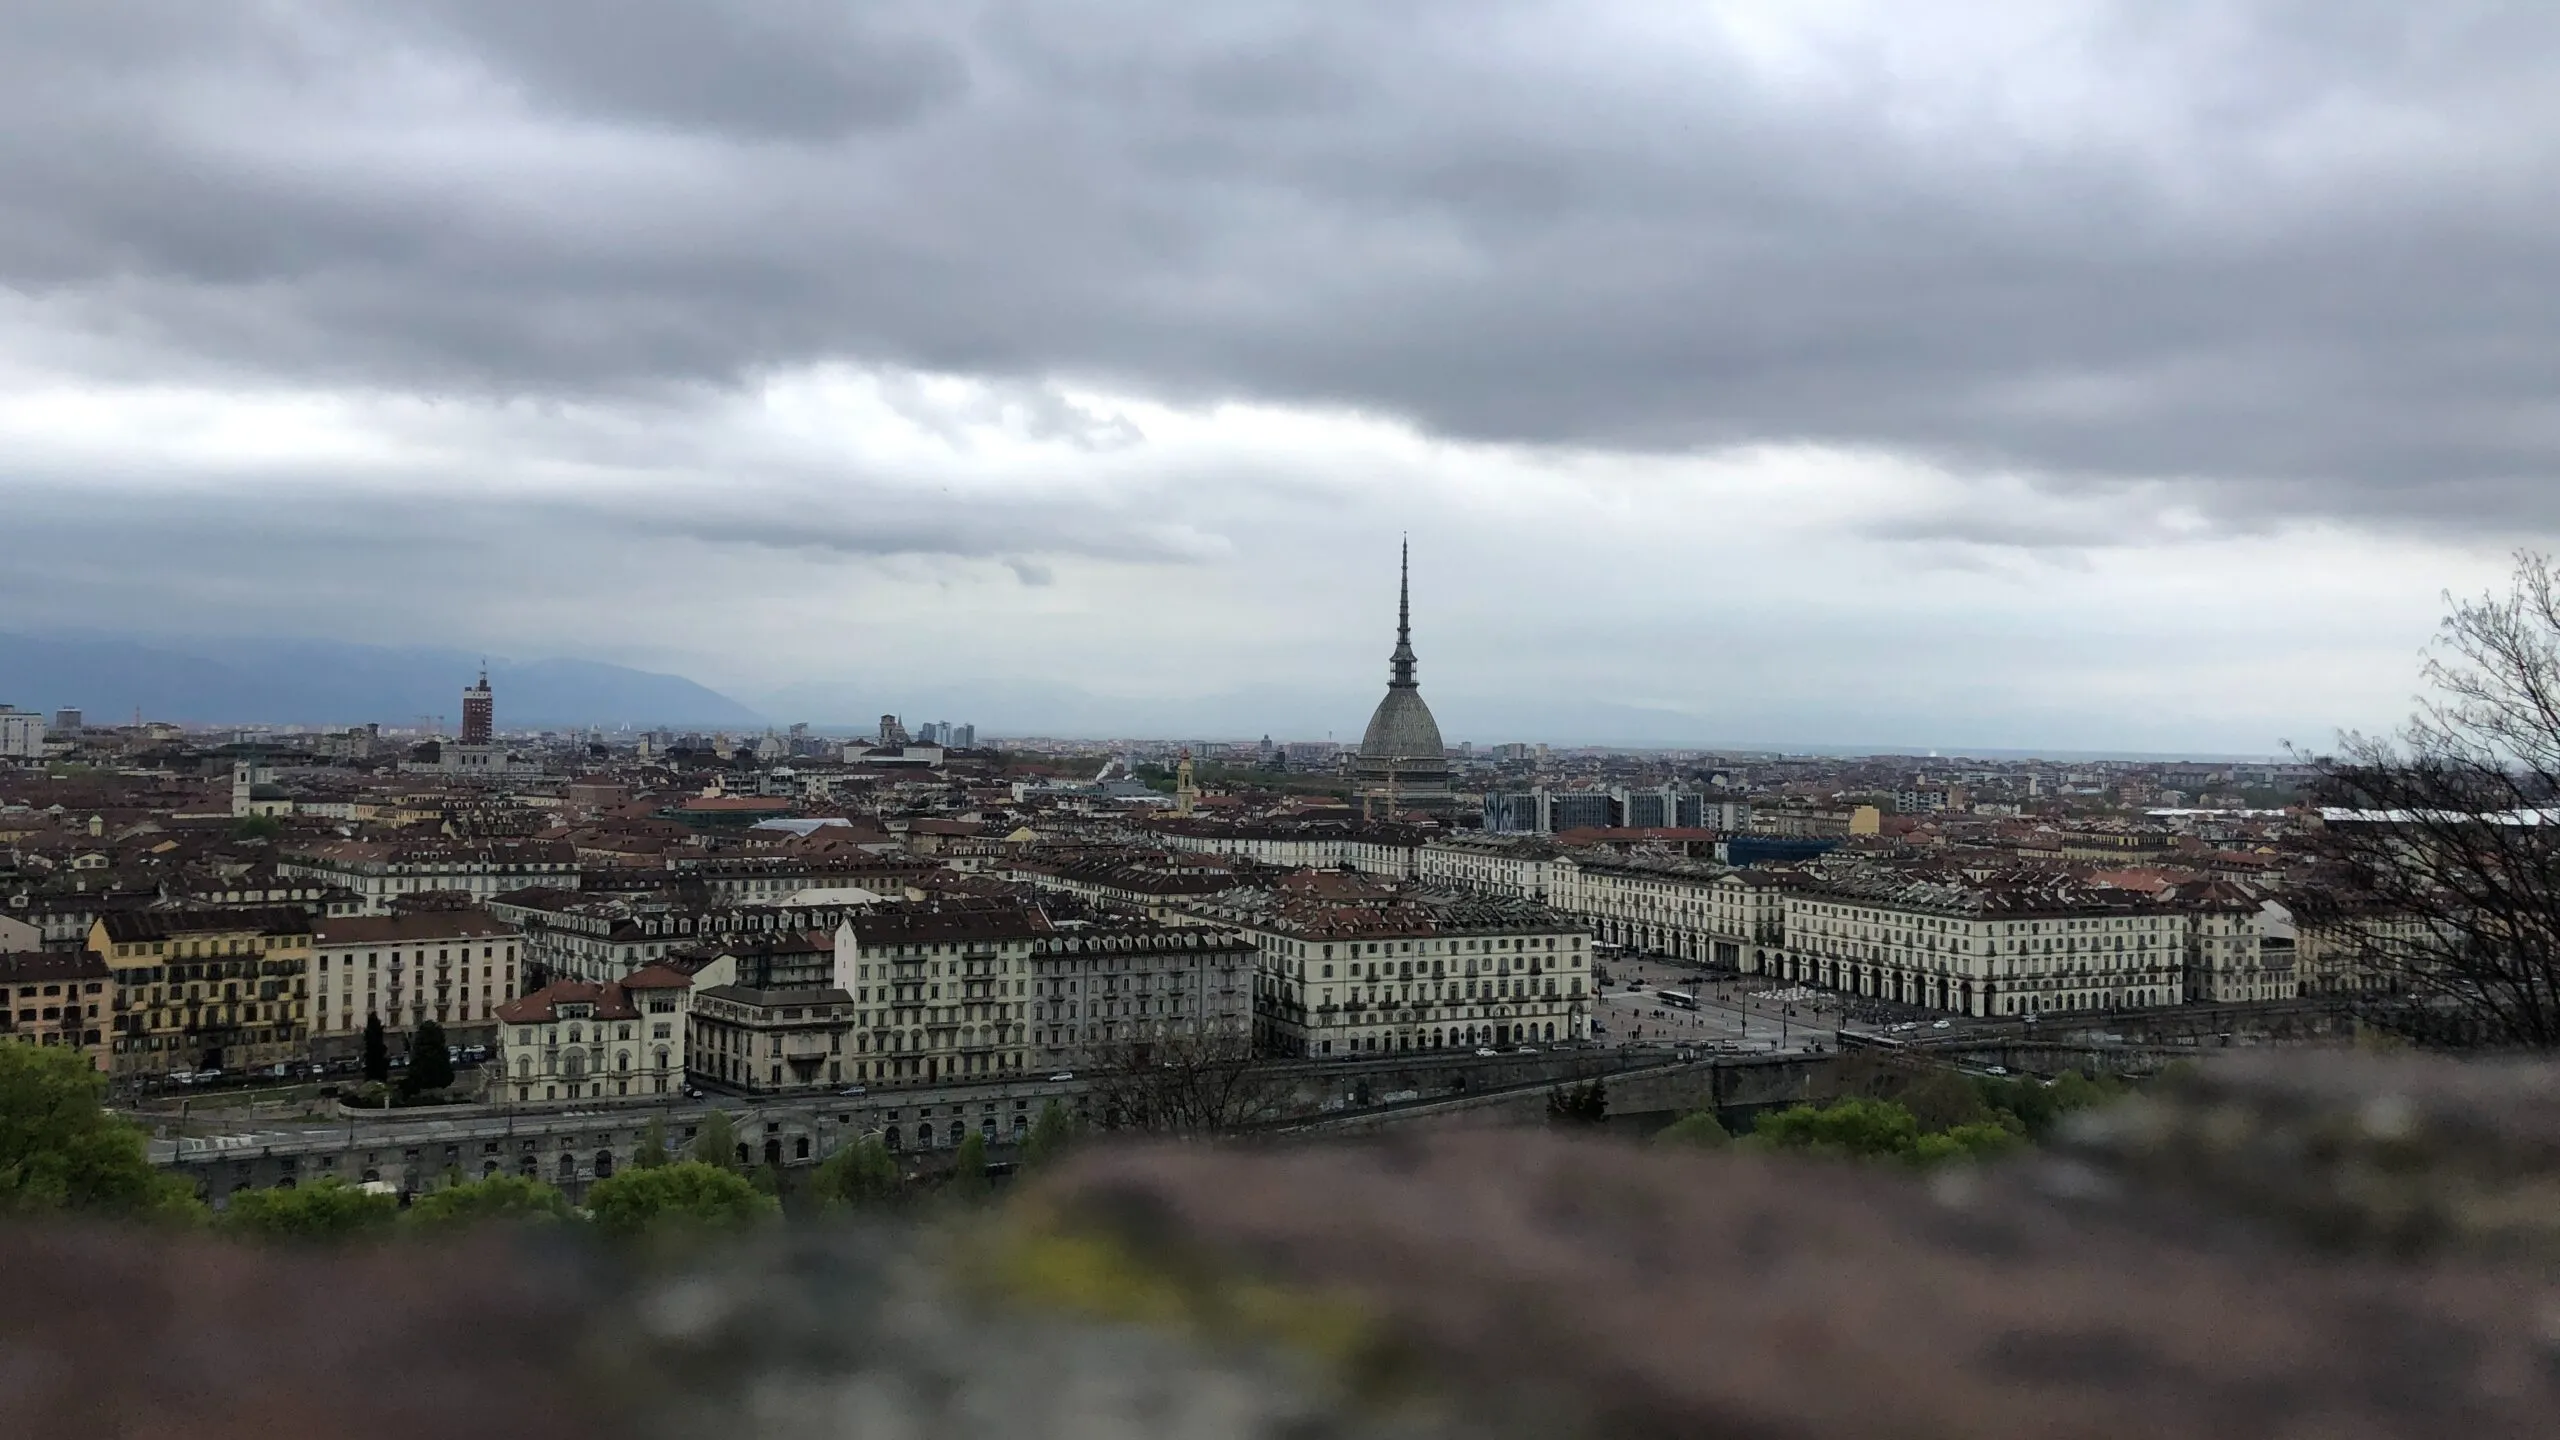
[495,979,639,1024]
[316,910,516,946]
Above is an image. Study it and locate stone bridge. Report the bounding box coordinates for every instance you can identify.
[1270,1053,1843,1138]
[1861,998,2366,1078]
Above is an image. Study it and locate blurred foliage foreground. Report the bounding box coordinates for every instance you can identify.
[6,1044,2559,1439]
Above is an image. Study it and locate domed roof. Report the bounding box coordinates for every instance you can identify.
[1353,539,1452,792]
[1359,686,1446,765]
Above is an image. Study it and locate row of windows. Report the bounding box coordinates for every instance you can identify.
[111,935,309,958]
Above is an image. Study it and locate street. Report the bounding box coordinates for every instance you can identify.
[1591,953,1848,1054]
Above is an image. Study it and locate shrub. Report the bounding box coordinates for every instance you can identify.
[220,1178,398,1241]
[404,1174,573,1230]
[584,1160,776,1240]
[1652,1109,1731,1149]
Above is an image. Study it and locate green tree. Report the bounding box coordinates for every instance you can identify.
[361,1014,389,1085]
[690,1111,740,1170]
[404,1017,454,1095]
[1974,1075,2063,1139]
[1545,1078,1609,1127]
[2048,1069,2121,1116]
[404,1173,573,1230]
[220,1178,399,1241]
[584,1160,776,1240]
[1747,1097,1923,1159]
[634,1115,672,1169]
[231,815,281,840]
[0,1043,202,1220]
[947,1130,991,1201]
[1021,1100,1076,1170]
[1896,1070,1992,1132]
[812,1135,900,1210]
[1652,1108,1731,1149]
[1910,1122,2027,1167]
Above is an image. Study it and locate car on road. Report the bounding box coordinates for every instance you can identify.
[1984,1065,2008,1076]
[1474,1047,1498,1057]
[1932,1019,1952,1029]
[167,1069,197,1086]
[1513,1046,1539,1055]
[836,1085,867,1097]
[1047,1072,1074,1082]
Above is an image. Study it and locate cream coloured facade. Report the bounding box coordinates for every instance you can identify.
[496,970,688,1103]
[310,911,521,1056]
[1029,920,1256,1070]
[1544,857,1793,972]
[2186,896,2295,1004]
[831,903,1044,1085]
[1226,898,1593,1058]
[1774,876,2200,1017]
[281,841,579,914]
[1413,836,1553,900]
[2294,906,2432,998]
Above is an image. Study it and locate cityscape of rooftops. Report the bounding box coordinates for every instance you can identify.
[6,7,2560,1435]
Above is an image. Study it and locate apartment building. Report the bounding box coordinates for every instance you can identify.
[2289,899,2433,998]
[1210,888,1593,1058]
[494,965,691,1104]
[0,949,110,1069]
[1775,873,2199,1018]
[1544,856,1794,972]
[308,910,522,1060]
[1413,835,1554,900]
[0,706,43,760]
[2186,884,2293,1004]
[485,888,880,983]
[90,909,313,1078]
[830,901,1048,1086]
[1028,919,1255,1071]
[687,931,856,1095]
[666,853,936,904]
[279,840,579,914]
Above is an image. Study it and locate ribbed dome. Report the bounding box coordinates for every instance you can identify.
[1359,687,1446,766]
[1353,538,1455,807]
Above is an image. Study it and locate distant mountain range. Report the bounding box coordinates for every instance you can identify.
[0,633,764,730]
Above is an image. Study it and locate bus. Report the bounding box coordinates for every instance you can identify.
[1658,989,1698,1010]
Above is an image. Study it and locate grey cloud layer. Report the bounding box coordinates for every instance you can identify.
[6,1,2560,526]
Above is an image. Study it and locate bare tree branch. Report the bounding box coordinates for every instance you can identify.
[2305,552,2560,1048]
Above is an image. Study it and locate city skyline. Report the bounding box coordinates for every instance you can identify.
[5,5,2552,752]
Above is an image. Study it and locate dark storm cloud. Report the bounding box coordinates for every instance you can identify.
[6,1,2560,528]
[408,1,967,139]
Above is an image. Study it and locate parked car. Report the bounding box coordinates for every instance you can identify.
[836,1085,868,1097]
[1932,1019,1952,1029]
[1473,1047,1498,1057]
[167,1069,198,1087]
[1047,1072,1075,1082]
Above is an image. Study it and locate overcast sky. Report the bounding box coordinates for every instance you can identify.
[4,1,2553,753]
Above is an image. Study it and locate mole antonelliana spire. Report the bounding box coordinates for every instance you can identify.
[1355,537,1453,817]
[1388,537,1418,688]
